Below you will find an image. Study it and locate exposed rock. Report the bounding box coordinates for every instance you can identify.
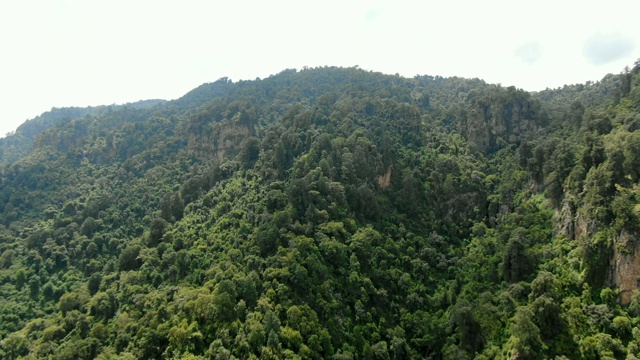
[377,167,391,189]
[607,231,640,304]
[555,196,576,240]
[188,122,254,161]
[461,87,545,153]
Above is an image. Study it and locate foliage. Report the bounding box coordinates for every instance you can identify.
[1,62,640,359]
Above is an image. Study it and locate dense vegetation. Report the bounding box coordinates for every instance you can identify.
[1,62,640,359]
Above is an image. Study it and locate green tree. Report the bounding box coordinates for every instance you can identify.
[503,307,545,359]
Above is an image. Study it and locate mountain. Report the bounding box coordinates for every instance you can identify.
[0,63,640,359]
[0,100,167,167]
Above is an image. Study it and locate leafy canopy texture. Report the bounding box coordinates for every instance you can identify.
[2,62,640,359]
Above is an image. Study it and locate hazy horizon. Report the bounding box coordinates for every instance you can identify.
[1,0,638,137]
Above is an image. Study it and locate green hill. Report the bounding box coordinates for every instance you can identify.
[1,63,640,359]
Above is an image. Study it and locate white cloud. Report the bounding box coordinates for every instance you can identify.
[584,33,635,66]
[515,42,542,65]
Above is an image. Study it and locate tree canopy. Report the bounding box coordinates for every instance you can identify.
[1,62,640,359]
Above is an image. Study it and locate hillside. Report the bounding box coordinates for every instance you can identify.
[0,100,166,168]
[1,63,640,359]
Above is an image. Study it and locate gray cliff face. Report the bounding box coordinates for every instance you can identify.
[461,87,545,153]
[607,230,640,304]
[187,100,258,161]
[556,195,640,304]
[188,123,253,161]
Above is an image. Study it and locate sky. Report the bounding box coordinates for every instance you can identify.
[0,0,639,137]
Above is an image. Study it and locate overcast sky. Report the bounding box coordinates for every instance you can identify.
[1,0,638,137]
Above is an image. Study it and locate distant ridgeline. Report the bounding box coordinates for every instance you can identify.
[0,100,166,167]
[0,63,640,359]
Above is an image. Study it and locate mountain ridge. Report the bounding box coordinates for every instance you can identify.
[0,63,639,359]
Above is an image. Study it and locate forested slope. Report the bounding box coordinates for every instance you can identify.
[0,100,166,168]
[0,63,640,359]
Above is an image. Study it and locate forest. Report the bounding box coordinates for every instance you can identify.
[0,61,640,359]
